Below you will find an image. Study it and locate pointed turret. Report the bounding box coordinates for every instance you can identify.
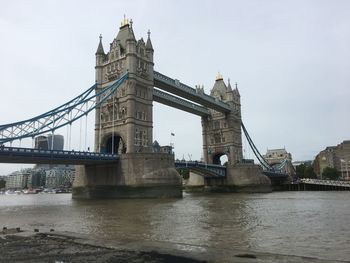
[95,34,105,83]
[227,78,232,91]
[96,34,105,55]
[234,82,240,97]
[146,30,154,51]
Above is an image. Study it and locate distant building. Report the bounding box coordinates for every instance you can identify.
[35,134,64,150]
[5,170,30,189]
[152,140,173,154]
[292,160,312,169]
[33,134,75,177]
[264,148,292,164]
[152,140,161,152]
[27,169,46,189]
[313,140,350,180]
[0,175,6,189]
[45,167,75,188]
[160,145,173,154]
[263,148,294,176]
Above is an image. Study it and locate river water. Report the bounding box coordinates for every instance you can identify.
[0,191,349,261]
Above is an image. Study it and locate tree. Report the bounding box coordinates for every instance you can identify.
[177,169,189,179]
[322,167,340,180]
[296,164,306,178]
[305,166,316,179]
[296,164,316,179]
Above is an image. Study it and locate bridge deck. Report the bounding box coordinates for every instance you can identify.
[0,147,118,165]
[175,161,226,177]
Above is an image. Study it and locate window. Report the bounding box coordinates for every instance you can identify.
[214,121,220,129]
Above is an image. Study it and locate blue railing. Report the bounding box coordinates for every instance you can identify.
[175,161,226,177]
[0,146,118,163]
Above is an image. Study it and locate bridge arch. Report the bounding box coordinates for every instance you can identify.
[101,133,126,154]
[212,152,228,166]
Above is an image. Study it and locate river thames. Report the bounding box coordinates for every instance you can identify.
[0,191,349,261]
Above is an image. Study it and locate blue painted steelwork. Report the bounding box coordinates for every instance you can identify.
[0,146,118,165]
[154,71,231,113]
[262,170,288,178]
[0,72,129,144]
[175,161,226,177]
[153,89,210,116]
[241,121,288,178]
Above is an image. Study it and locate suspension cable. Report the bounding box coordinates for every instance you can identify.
[112,97,115,154]
[99,105,102,153]
[241,121,272,170]
[0,72,128,144]
[84,104,88,151]
[79,117,82,151]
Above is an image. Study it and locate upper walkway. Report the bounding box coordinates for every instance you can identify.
[154,71,231,113]
[0,146,118,165]
[153,89,210,116]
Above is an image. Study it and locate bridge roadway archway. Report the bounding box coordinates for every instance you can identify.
[104,135,126,154]
[212,152,229,166]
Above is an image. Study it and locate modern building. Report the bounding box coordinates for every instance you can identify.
[27,169,46,189]
[313,140,350,180]
[35,134,64,150]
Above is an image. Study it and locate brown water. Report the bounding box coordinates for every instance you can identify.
[0,191,349,261]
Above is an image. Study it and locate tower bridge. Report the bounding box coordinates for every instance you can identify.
[0,18,289,198]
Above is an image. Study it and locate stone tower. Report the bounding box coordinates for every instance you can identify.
[202,73,243,165]
[94,18,154,154]
[73,18,182,199]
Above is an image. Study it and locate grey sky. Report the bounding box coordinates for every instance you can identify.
[0,0,349,174]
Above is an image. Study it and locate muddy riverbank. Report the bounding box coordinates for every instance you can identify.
[1,229,349,263]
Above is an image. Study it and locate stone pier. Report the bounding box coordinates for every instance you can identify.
[73,153,182,199]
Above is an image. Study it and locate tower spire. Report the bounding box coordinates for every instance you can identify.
[95,34,105,55]
[216,72,223,81]
[120,14,129,28]
[227,78,232,90]
[146,29,153,51]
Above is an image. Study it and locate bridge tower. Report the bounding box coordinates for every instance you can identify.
[202,73,243,166]
[199,73,270,192]
[73,18,182,199]
[95,18,154,154]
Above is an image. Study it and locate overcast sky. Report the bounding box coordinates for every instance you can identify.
[0,0,349,174]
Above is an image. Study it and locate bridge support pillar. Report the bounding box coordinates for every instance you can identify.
[224,164,271,192]
[72,153,182,199]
